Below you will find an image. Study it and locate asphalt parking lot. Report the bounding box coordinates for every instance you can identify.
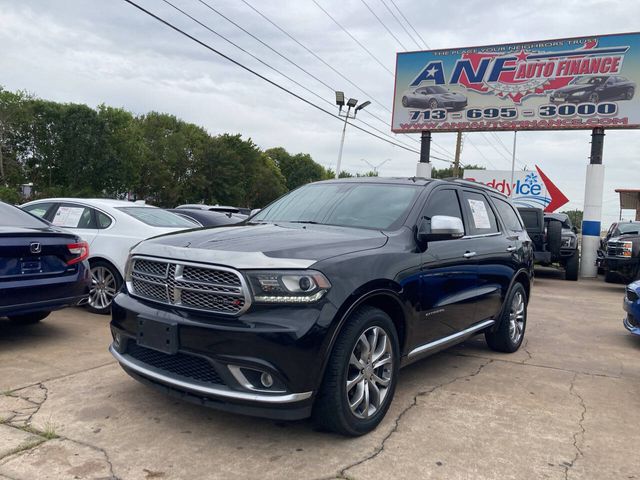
[1,271,639,480]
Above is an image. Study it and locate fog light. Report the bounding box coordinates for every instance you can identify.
[260,372,274,388]
[113,332,121,349]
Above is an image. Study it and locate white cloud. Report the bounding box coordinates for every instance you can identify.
[0,0,639,226]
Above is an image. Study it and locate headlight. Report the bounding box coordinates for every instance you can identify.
[569,90,586,96]
[561,236,575,248]
[622,241,633,257]
[245,270,331,303]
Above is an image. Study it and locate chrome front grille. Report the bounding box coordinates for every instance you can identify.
[607,241,629,257]
[128,257,249,315]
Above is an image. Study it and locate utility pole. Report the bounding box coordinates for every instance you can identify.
[453,131,463,177]
[509,131,517,197]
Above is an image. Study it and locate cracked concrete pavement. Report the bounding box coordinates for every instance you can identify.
[1,270,639,479]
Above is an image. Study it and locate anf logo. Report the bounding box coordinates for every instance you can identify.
[30,242,42,254]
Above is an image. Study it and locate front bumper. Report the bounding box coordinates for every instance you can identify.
[549,94,588,104]
[110,292,338,420]
[623,292,640,336]
[604,256,640,281]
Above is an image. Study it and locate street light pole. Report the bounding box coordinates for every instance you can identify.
[334,92,370,179]
[336,105,351,179]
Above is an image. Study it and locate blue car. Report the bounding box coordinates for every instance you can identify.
[623,280,640,336]
[1,201,91,324]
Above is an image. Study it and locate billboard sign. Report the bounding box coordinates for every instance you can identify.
[463,166,569,212]
[392,33,640,132]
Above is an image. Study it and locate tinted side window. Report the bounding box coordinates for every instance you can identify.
[493,198,524,232]
[96,210,113,229]
[423,189,464,227]
[462,191,499,235]
[23,202,55,219]
[520,210,541,230]
[51,204,97,229]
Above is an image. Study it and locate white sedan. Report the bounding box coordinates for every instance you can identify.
[21,198,197,314]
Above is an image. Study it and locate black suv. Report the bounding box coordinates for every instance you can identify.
[110,178,534,435]
[517,207,579,281]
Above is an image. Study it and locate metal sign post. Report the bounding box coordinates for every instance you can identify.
[417,130,432,178]
[580,127,605,278]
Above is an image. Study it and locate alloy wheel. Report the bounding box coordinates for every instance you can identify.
[508,291,525,344]
[89,266,117,310]
[346,326,393,419]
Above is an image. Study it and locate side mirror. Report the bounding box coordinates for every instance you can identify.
[250,208,261,217]
[417,215,465,244]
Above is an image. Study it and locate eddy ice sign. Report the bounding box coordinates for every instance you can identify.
[463,167,569,212]
[392,32,640,132]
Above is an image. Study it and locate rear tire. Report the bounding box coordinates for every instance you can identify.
[565,251,579,281]
[87,261,122,315]
[8,311,50,324]
[428,99,439,109]
[312,306,399,436]
[485,283,527,353]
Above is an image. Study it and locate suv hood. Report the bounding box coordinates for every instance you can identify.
[132,223,388,269]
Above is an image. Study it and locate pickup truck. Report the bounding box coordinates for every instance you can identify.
[599,221,640,283]
[517,207,579,280]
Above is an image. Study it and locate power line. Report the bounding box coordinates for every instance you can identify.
[311,0,394,76]
[240,0,392,114]
[359,0,407,50]
[194,0,421,149]
[377,0,420,50]
[237,0,454,158]
[159,0,417,152]
[121,0,439,158]
[466,136,498,169]
[388,0,430,49]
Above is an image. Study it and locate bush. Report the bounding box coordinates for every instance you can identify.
[0,186,21,205]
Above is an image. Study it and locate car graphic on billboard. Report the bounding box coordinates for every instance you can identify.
[400,86,468,110]
[549,75,636,104]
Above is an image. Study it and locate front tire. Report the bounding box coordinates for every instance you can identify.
[625,88,634,100]
[401,96,409,107]
[588,92,600,103]
[485,283,527,353]
[87,261,122,315]
[8,311,50,324]
[313,306,399,436]
[428,99,439,109]
[565,251,579,281]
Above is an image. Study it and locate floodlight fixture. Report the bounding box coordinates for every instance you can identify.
[335,91,345,106]
[355,100,371,113]
[346,98,358,108]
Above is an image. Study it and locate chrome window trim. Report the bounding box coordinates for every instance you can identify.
[462,232,502,239]
[127,255,252,316]
[110,346,311,403]
[408,319,495,358]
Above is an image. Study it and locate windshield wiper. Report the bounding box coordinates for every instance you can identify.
[289,220,321,224]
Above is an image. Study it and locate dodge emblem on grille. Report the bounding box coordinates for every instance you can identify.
[30,242,42,254]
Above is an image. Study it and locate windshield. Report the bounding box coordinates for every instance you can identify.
[253,183,421,230]
[428,86,448,94]
[574,76,605,85]
[619,223,640,234]
[1,202,49,228]
[117,207,197,228]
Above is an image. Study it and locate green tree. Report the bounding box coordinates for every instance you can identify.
[561,209,583,228]
[431,164,485,179]
[266,147,329,190]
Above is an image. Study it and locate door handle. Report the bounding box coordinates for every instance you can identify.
[463,251,477,259]
[506,246,517,252]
